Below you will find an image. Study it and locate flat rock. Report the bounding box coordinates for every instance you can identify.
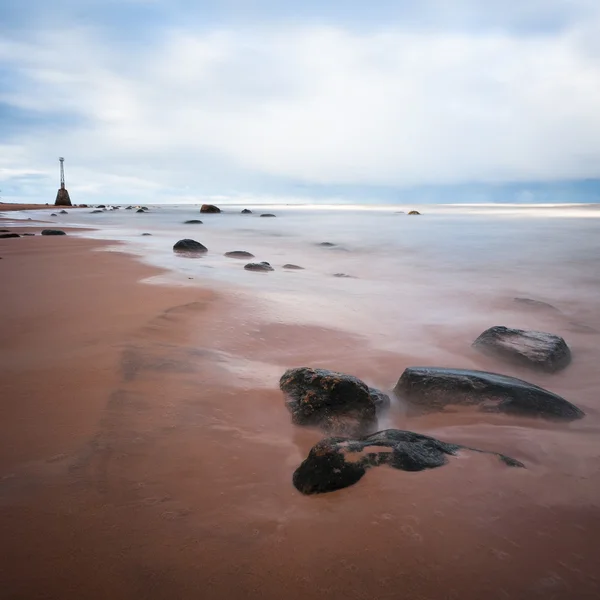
[513,297,561,312]
[333,273,356,278]
[0,229,9,232]
[293,429,524,494]
[319,242,336,247]
[244,261,274,272]
[41,229,66,236]
[91,210,103,213]
[200,204,221,213]
[283,264,304,270]
[22,233,35,236]
[0,233,20,238]
[473,326,571,372]
[394,367,584,420]
[260,213,276,217]
[280,367,390,436]
[225,251,255,258]
[184,220,203,224]
[50,213,58,216]
[141,233,152,236]
[173,239,207,253]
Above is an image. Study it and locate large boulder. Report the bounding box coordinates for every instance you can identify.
[293,429,524,495]
[473,326,571,372]
[225,251,255,258]
[244,261,274,272]
[173,239,207,253]
[200,204,221,213]
[41,229,66,236]
[280,367,390,436]
[395,367,584,420]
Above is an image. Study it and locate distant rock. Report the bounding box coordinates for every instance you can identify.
[394,367,584,420]
[125,206,133,210]
[97,205,106,209]
[395,211,405,214]
[200,204,221,213]
[244,261,274,272]
[260,213,276,218]
[408,210,421,215]
[22,233,35,236]
[319,242,336,247]
[141,207,149,211]
[225,251,255,258]
[173,239,207,253]
[136,209,145,213]
[241,209,253,214]
[184,220,203,224]
[293,429,524,495]
[280,367,389,436]
[473,326,571,372]
[41,229,66,236]
[50,213,58,216]
[91,210,103,214]
[59,210,68,214]
[141,233,152,236]
[333,273,356,278]
[513,297,560,313]
[79,204,89,208]
[0,229,10,232]
[0,233,20,239]
[283,264,304,270]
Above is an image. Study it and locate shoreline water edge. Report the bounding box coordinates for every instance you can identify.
[1,203,599,599]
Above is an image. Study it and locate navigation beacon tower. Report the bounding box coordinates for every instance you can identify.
[54,157,72,206]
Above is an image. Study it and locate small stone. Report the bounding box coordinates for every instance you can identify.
[225,251,255,259]
[184,220,203,224]
[319,242,336,247]
[141,233,152,236]
[283,264,304,270]
[241,209,253,214]
[260,213,276,217]
[244,261,274,272]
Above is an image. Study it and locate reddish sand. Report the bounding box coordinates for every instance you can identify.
[1,231,599,599]
[0,203,88,211]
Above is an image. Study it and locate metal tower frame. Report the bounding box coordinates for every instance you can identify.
[59,157,65,190]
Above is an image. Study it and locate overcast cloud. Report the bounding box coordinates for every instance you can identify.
[1,0,600,204]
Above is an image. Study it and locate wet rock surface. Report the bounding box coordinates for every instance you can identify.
[280,367,389,436]
[395,367,584,420]
[333,273,356,278]
[408,210,421,215]
[244,261,274,272]
[136,209,145,213]
[293,429,524,494]
[319,242,336,247]
[473,325,571,372]
[184,220,203,224]
[41,230,66,236]
[225,251,255,259]
[260,213,276,217]
[200,204,221,213]
[59,210,68,214]
[141,233,152,236]
[91,210,103,214]
[241,209,252,214]
[283,264,304,270]
[173,239,207,253]
[0,233,20,238]
[514,297,561,312]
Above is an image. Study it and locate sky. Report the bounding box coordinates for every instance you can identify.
[1,0,600,205]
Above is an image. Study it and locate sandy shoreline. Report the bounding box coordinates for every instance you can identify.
[1,227,599,599]
[0,203,88,211]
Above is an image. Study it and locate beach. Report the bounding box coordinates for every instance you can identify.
[1,206,600,599]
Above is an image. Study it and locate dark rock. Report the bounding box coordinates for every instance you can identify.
[395,367,584,420]
[225,251,255,258]
[200,204,221,213]
[408,210,421,215]
[283,264,304,270]
[0,229,9,232]
[319,242,336,247]
[59,210,68,214]
[125,206,133,210]
[50,213,58,216]
[97,205,106,209]
[244,261,274,272]
[141,233,152,236]
[79,204,89,208]
[173,239,207,253]
[55,188,72,207]
[368,388,391,412]
[293,429,524,495]
[241,209,253,214]
[91,210,103,214]
[333,273,356,278]
[41,229,66,236]
[260,213,276,217]
[280,367,389,436]
[184,220,203,224]
[0,233,20,239]
[136,209,145,213]
[22,233,35,236]
[473,326,571,373]
[141,207,148,210]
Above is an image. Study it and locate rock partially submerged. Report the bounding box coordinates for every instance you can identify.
[41,229,66,236]
[333,273,356,278]
[225,251,255,259]
[473,326,571,372]
[293,429,524,495]
[0,233,20,239]
[50,213,58,217]
[241,209,252,214]
[184,219,203,224]
[136,209,145,213]
[200,204,221,213]
[280,367,390,436]
[59,210,68,214]
[283,264,304,270]
[260,213,276,218]
[91,210,103,214]
[514,297,561,312]
[141,233,152,236]
[395,367,584,420]
[173,239,207,253]
[319,242,336,247]
[244,261,274,272]
[408,210,421,215]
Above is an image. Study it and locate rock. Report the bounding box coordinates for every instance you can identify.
[394,367,584,420]
[280,367,390,436]
[408,210,421,215]
[125,206,133,210]
[79,204,89,208]
[241,209,253,214]
[141,206,149,210]
[293,429,524,495]
[395,211,405,214]
[260,213,276,217]
[184,220,203,224]
[0,230,9,232]
[473,326,571,372]
[513,297,560,313]
[50,213,58,216]
[41,229,66,236]
[0,233,20,239]
[59,210,68,214]
[319,242,336,247]
[22,233,35,236]
[200,204,221,213]
[91,210,103,214]
[136,209,145,213]
[244,261,274,272]
[141,233,152,236]
[173,239,207,253]
[97,205,106,209]
[333,273,356,278]
[283,264,304,270]
[225,251,255,258]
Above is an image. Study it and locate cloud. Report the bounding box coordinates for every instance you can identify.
[1,1,600,203]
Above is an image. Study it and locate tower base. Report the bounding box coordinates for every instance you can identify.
[55,188,72,206]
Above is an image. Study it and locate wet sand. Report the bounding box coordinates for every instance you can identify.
[1,232,600,599]
[0,203,87,211]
